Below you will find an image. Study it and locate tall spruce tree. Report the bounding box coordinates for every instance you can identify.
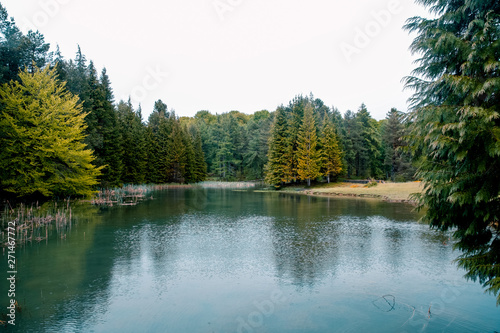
[404,0,500,304]
[296,104,321,186]
[117,100,146,184]
[192,129,207,182]
[355,104,381,178]
[320,120,343,183]
[265,106,290,188]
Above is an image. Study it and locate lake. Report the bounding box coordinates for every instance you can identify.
[2,188,499,332]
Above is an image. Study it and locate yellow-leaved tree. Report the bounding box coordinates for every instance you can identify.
[0,66,102,198]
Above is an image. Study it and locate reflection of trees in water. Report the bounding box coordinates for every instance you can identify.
[11,204,106,331]
[271,217,341,287]
[264,193,425,287]
[267,194,342,286]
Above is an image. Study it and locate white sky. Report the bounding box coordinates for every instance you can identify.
[3,0,430,120]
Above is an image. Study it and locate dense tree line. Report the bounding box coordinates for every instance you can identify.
[0,2,414,200]
[1,0,497,306]
[0,4,206,199]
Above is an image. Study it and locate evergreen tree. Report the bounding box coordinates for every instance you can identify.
[213,116,234,180]
[404,0,500,304]
[265,106,290,188]
[117,100,146,184]
[320,120,343,183]
[244,111,271,179]
[355,104,381,178]
[0,5,51,84]
[0,67,101,198]
[97,68,123,186]
[382,108,414,181]
[296,104,321,186]
[192,129,207,182]
[167,121,187,183]
[342,110,362,178]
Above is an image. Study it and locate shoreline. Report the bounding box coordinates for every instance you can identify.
[303,189,418,205]
[273,181,423,205]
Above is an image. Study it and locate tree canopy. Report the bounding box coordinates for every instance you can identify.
[404,0,500,304]
[0,66,102,198]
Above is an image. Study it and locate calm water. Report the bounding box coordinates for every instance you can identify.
[2,189,499,332]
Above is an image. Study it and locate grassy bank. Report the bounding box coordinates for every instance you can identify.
[305,181,423,203]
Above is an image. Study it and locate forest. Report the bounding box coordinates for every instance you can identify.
[0,3,415,199]
[0,0,498,306]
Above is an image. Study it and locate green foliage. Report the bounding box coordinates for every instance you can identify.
[381,108,415,181]
[265,106,292,188]
[320,120,343,183]
[117,100,146,184]
[0,5,51,85]
[297,104,321,186]
[404,0,500,304]
[0,66,102,198]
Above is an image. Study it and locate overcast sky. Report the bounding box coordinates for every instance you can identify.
[4,0,430,120]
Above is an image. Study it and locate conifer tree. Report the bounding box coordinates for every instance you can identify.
[404,0,500,304]
[355,104,381,178]
[117,100,146,184]
[0,67,101,198]
[297,104,321,186]
[192,129,207,182]
[265,106,290,188]
[342,110,362,178]
[321,121,343,183]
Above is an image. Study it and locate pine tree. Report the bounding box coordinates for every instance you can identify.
[321,120,343,183]
[97,68,123,186]
[244,111,271,179]
[0,66,101,198]
[342,110,362,178]
[296,104,321,186]
[117,100,146,184]
[167,121,187,183]
[192,129,207,182]
[404,0,500,304]
[381,108,415,181]
[355,104,381,178]
[214,117,234,180]
[265,106,291,188]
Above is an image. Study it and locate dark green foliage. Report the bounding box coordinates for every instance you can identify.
[265,106,291,187]
[244,111,271,179]
[117,100,146,184]
[381,108,415,181]
[404,0,500,304]
[342,110,362,178]
[0,5,51,84]
[192,129,207,182]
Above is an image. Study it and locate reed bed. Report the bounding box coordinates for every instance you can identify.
[91,182,261,207]
[1,200,73,247]
[198,181,261,188]
[90,184,194,206]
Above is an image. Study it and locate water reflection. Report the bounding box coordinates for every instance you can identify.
[2,189,498,332]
